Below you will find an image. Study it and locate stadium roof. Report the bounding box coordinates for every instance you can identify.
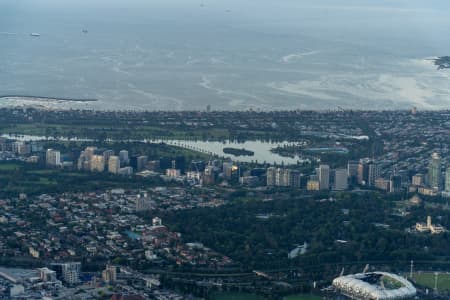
[332,272,416,300]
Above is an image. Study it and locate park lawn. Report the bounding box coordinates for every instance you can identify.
[0,163,21,171]
[8,123,72,136]
[413,272,450,291]
[283,295,322,300]
[28,170,57,175]
[63,172,89,177]
[7,123,114,138]
[19,178,57,188]
[211,292,266,300]
[139,127,231,140]
[38,178,57,185]
[210,293,322,300]
[9,122,233,140]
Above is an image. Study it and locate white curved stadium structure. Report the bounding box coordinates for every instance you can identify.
[332,272,416,300]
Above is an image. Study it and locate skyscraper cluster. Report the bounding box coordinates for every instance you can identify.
[356,158,381,187]
[77,147,133,175]
[266,167,303,188]
[266,165,348,191]
[409,153,450,196]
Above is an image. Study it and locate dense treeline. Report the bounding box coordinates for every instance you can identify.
[0,107,389,142]
[162,193,450,271]
[0,161,169,197]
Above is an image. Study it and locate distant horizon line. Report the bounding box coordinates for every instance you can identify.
[0,106,447,113]
[0,95,448,113]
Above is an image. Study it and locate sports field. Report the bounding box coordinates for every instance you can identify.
[210,293,265,300]
[412,272,450,292]
[210,293,322,300]
[283,295,322,300]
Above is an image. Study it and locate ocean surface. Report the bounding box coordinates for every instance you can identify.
[1,0,450,110]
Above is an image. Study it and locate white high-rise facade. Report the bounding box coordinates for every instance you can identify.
[119,150,129,166]
[319,164,330,190]
[90,155,105,172]
[266,167,276,186]
[108,156,120,174]
[428,153,441,190]
[334,168,348,191]
[445,167,450,193]
[46,149,61,166]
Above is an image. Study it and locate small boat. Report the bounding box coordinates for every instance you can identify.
[30,33,40,37]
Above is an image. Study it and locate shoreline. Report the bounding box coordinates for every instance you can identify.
[0,95,98,102]
[0,100,448,113]
[433,56,450,70]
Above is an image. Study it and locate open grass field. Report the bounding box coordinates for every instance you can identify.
[210,293,266,300]
[28,170,56,175]
[6,123,233,141]
[412,272,450,291]
[210,293,322,300]
[283,295,322,300]
[0,163,21,171]
[0,161,164,195]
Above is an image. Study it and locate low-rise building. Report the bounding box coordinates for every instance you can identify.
[416,216,446,234]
